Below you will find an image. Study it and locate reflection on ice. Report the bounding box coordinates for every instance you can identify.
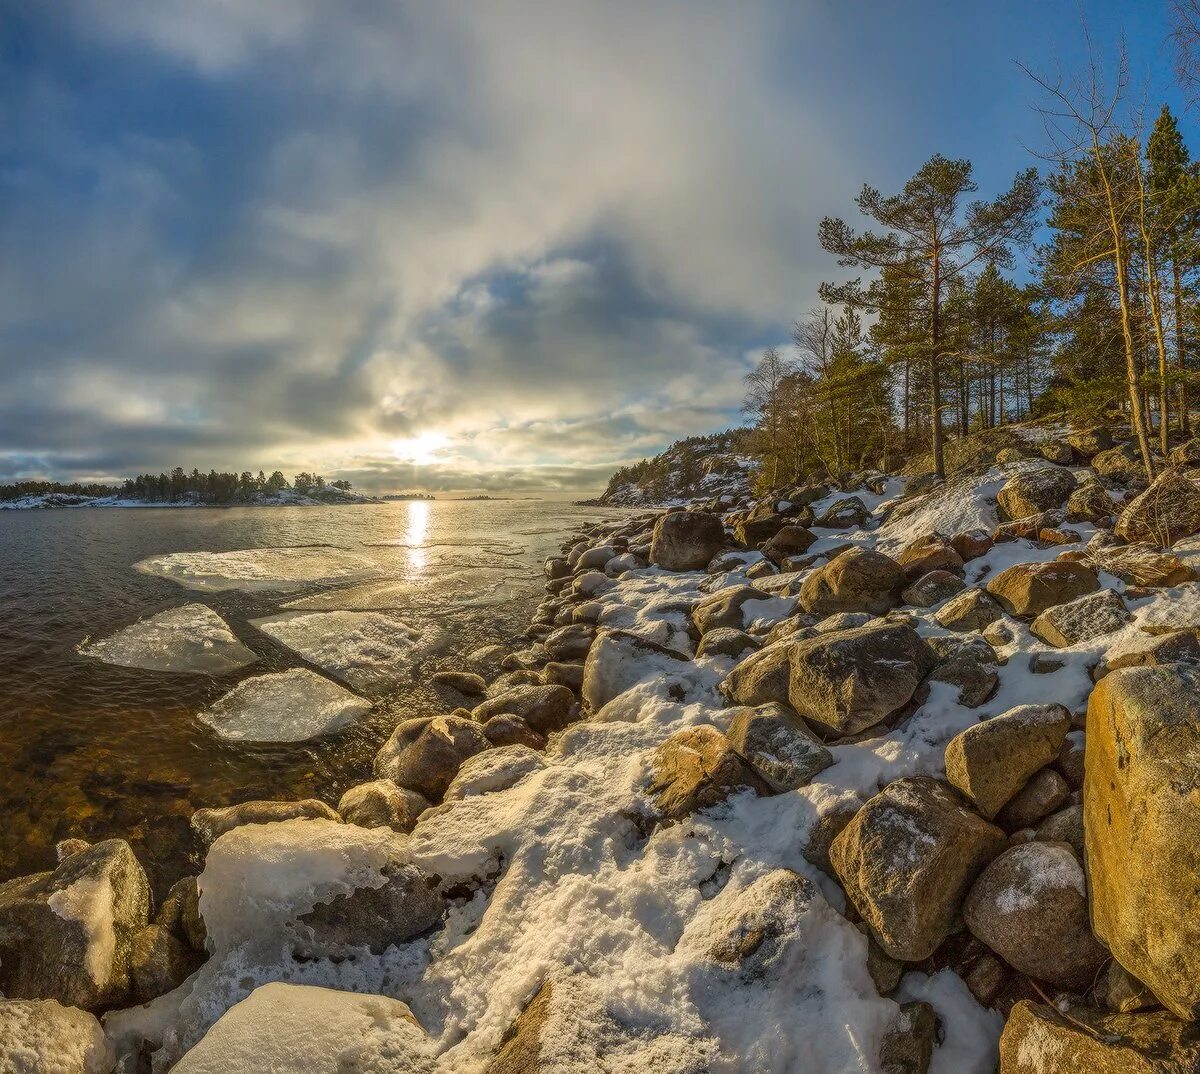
[198,669,372,742]
[250,610,447,693]
[134,547,377,593]
[80,604,258,675]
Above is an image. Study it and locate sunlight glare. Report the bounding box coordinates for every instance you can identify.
[391,431,449,465]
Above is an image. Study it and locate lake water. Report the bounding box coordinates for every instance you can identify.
[0,499,625,894]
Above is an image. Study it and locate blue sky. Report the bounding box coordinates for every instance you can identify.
[0,0,1190,493]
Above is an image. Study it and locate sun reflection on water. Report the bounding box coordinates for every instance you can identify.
[405,499,430,572]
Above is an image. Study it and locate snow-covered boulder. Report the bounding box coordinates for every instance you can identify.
[373,716,490,801]
[190,798,339,849]
[1029,588,1129,648]
[724,703,832,793]
[443,745,546,801]
[996,465,1076,520]
[647,725,770,821]
[581,629,691,714]
[0,840,150,1010]
[798,548,903,617]
[171,983,435,1074]
[0,998,114,1074]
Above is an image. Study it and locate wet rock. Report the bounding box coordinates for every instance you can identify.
[995,767,1069,830]
[129,922,204,1001]
[338,779,429,833]
[725,703,833,793]
[429,670,488,697]
[788,622,935,737]
[647,725,770,822]
[1029,588,1129,648]
[482,713,546,750]
[696,627,761,660]
[798,548,903,617]
[190,798,340,849]
[1116,468,1200,546]
[901,570,965,608]
[0,839,150,1010]
[472,684,576,736]
[998,1000,1200,1073]
[650,511,726,571]
[374,715,490,801]
[964,841,1106,990]
[1085,663,1200,1019]
[691,584,768,635]
[986,561,1099,618]
[997,466,1077,520]
[935,587,1004,632]
[156,875,206,953]
[879,1001,938,1074]
[830,777,1006,961]
[944,703,1071,819]
[0,997,114,1074]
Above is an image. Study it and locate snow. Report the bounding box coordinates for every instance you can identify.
[79,603,258,675]
[198,668,373,742]
[135,546,377,592]
[897,971,1004,1074]
[993,844,1086,915]
[251,610,447,693]
[875,470,1007,554]
[171,983,435,1074]
[0,998,114,1074]
[47,874,116,990]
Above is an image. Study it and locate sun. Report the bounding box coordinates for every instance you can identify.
[390,431,449,465]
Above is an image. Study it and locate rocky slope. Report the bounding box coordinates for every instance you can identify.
[594,429,754,506]
[8,422,1200,1071]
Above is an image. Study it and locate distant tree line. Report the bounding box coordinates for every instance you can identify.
[0,469,352,503]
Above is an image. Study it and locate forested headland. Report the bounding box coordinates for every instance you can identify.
[0,468,354,504]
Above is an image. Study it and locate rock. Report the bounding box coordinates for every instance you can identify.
[944,703,1072,819]
[995,767,1070,830]
[963,842,1106,990]
[1097,629,1200,679]
[1100,961,1159,1014]
[647,725,770,822]
[761,525,817,565]
[1029,588,1129,648]
[962,952,1009,1007]
[745,559,777,580]
[901,570,965,608]
[190,798,339,849]
[0,998,114,1074]
[481,713,546,750]
[56,839,90,861]
[0,840,150,1010]
[815,495,871,528]
[865,930,904,994]
[830,777,1006,961]
[541,623,594,661]
[927,654,998,708]
[541,661,584,691]
[815,611,873,633]
[998,1000,1200,1073]
[575,544,616,571]
[725,703,833,793]
[1092,442,1146,482]
[472,684,576,736]
[788,622,935,737]
[696,627,761,660]
[1056,730,1086,788]
[802,804,859,878]
[1067,426,1114,458]
[997,466,1077,520]
[986,561,1099,618]
[897,535,965,579]
[1169,437,1200,466]
[934,587,1004,631]
[691,584,768,635]
[157,875,206,952]
[950,529,993,562]
[879,1001,938,1074]
[429,670,487,696]
[1037,803,1084,858]
[486,980,554,1074]
[1084,533,1195,587]
[1085,663,1200,1019]
[1037,440,1075,465]
[1066,478,1118,524]
[798,548,903,616]
[172,982,435,1074]
[581,629,691,713]
[443,745,546,801]
[338,779,429,833]
[129,923,204,1001]
[719,642,793,708]
[373,715,490,801]
[1116,468,1200,546]
[544,557,570,580]
[996,446,1035,464]
[650,511,726,571]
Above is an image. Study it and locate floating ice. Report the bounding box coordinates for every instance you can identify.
[251,610,446,693]
[198,669,372,742]
[79,603,257,674]
[134,546,377,593]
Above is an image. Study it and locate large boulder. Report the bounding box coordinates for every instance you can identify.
[999,1000,1200,1073]
[1085,663,1200,1019]
[338,779,430,833]
[934,587,1004,632]
[647,725,771,821]
[798,548,903,617]
[581,630,691,713]
[650,511,726,571]
[719,642,793,708]
[901,570,965,608]
[1066,478,1117,524]
[896,534,965,579]
[725,703,833,793]
[1084,534,1194,587]
[997,466,1077,520]
[472,684,576,736]
[691,584,768,635]
[985,561,1099,618]
[172,983,435,1074]
[788,622,935,737]
[443,745,546,801]
[0,998,114,1074]
[964,842,1107,990]
[373,715,490,801]
[761,524,817,565]
[1067,426,1114,459]
[1091,442,1146,484]
[1029,588,1129,648]
[0,840,150,1010]
[1115,468,1200,546]
[815,495,871,529]
[944,703,1071,819]
[129,922,204,1002]
[830,777,1006,961]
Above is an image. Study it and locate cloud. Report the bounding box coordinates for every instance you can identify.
[0,0,860,492]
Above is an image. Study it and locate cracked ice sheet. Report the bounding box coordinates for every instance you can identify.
[198,669,372,743]
[250,610,447,694]
[134,547,377,593]
[79,604,257,675]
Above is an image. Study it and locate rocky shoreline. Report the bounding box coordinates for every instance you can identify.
[5,422,1200,1071]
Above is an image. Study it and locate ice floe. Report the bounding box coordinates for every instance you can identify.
[79,604,257,675]
[197,668,372,742]
[134,546,376,593]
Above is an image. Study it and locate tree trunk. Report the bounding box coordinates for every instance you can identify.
[1174,258,1189,436]
[930,236,945,478]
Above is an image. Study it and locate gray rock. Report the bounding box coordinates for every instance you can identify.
[647,726,770,821]
[934,587,1004,632]
[995,767,1069,830]
[725,703,833,793]
[429,670,487,697]
[798,548,903,617]
[472,684,576,736]
[997,466,1077,520]
[696,627,761,660]
[650,511,726,571]
[373,715,490,801]
[1030,588,1129,648]
[719,642,793,708]
[691,584,768,635]
[130,923,204,1002]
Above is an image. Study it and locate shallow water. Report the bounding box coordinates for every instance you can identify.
[0,499,625,893]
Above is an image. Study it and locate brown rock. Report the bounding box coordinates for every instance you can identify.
[986,561,1099,618]
[647,726,770,821]
[798,548,903,617]
[1029,588,1129,648]
[1116,468,1200,546]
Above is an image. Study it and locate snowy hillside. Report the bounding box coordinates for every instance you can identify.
[596,430,755,506]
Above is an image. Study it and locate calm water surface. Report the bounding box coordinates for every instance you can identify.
[0,499,625,893]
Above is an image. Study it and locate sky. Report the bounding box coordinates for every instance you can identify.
[0,0,1190,495]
